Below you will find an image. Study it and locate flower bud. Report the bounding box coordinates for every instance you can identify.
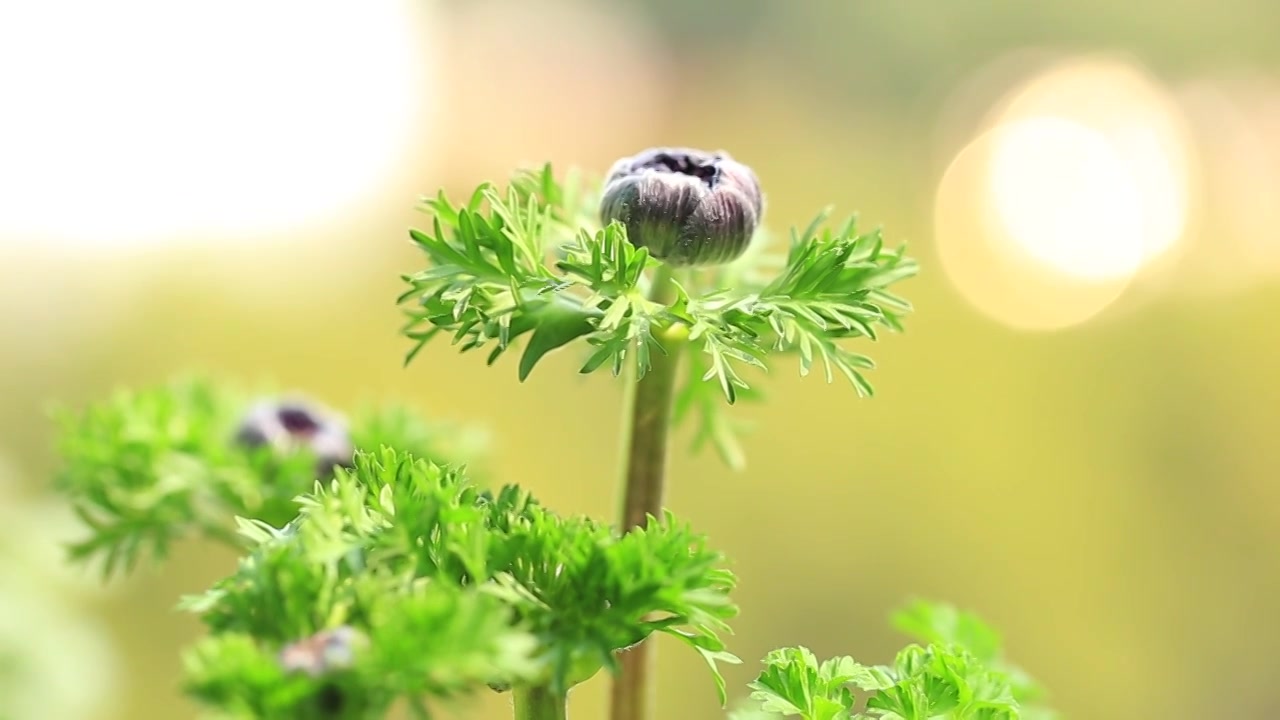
[234,399,354,476]
[599,147,763,267]
[279,625,366,676]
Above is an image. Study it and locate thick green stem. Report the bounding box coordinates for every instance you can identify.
[610,265,686,720]
[513,686,568,720]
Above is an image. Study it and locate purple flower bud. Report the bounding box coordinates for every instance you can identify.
[279,626,365,677]
[234,399,354,475]
[599,147,763,267]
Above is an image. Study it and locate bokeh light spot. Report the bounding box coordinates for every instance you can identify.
[993,57,1192,266]
[935,55,1194,330]
[989,117,1145,281]
[935,126,1134,331]
[1174,75,1280,293]
[0,0,437,247]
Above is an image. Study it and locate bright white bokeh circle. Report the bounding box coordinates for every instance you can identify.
[991,59,1193,271]
[933,54,1196,330]
[988,116,1146,281]
[0,0,436,247]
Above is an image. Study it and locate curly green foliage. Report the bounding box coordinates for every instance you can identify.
[398,165,916,469]
[736,601,1054,720]
[674,211,915,402]
[485,508,739,697]
[184,448,739,704]
[184,583,537,720]
[890,601,1055,720]
[179,517,375,643]
[184,633,382,720]
[398,165,649,381]
[181,467,539,718]
[180,453,494,643]
[51,377,483,578]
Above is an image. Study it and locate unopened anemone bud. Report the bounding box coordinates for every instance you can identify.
[279,626,366,677]
[234,398,355,475]
[599,147,763,267]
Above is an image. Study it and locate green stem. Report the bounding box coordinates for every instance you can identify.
[513,686,568,720]
[610,264,687,720]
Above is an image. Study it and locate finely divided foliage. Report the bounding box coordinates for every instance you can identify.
[51,377,480,578]
[734,602,1055,720]
[180,448,738,716]
[398,165,916,468]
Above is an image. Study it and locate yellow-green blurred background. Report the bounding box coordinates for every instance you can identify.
[3,1,1279,718]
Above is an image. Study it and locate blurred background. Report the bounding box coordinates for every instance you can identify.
[2,0,1278,718]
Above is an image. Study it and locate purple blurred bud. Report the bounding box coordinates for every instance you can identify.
[279,626,365,677]
[233,399,354,474]
[599,147,763,267]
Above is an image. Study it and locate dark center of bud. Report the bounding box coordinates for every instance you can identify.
[638,151,722,189]
[277,406,321,436]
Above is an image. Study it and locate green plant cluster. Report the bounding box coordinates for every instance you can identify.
[733,602,1054,720]
[52,377,484,577]
[180,447,737,717]
[47,161,1059,720]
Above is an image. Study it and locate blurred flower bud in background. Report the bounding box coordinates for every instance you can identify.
[235,400,354,476]
[279,626,366,677]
